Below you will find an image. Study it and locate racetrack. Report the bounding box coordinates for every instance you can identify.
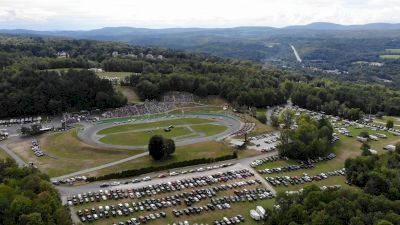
[78,113,242,150]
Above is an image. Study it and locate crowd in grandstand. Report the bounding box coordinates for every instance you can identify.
[102,92,195,118]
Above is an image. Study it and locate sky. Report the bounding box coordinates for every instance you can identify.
[0,0,399,30]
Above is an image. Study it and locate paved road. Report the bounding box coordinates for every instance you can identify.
[290,44,302,63]
[78,114,242,150]
[51,152,148,181]
[56,150,278,200]
[265,107,276,126]
[0,142,27,166]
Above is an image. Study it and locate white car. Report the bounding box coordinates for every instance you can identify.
[142,176,151,181]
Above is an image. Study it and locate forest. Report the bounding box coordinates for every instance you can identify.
[0,159,72,225]
[2,36,400,119]
[266,185,400,225]
[0,69,126,118]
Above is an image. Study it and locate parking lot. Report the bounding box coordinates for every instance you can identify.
[248,132,280,152]
[60,162,277,225]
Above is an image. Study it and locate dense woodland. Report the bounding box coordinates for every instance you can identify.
[0,159,72,225]
[279,114,333,160]
[2,36,400,118]
[345,151,400,200]
[0,69,126,118]
[266,185,400,225]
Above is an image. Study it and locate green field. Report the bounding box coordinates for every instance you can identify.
[8,128,143,177]
[380,55,400,59]
[374,116,400,127]
[98,118,213,135]
[0,148,9,159]
[191,124,228,136]
[115,86,141,103]
[99,127,192,146]
[85,141,233,177]
[386,49,400,53]
[96,71,132,78]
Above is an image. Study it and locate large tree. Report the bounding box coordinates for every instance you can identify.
[164,139,176,156]
[148,135,165,160]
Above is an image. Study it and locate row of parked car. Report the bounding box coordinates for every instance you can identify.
[109,211,167,225]
[52,175,87,185]
[172,188,273,218]
[257,153,337,174]
[266,168,346,187]
[31,139,44,157]
[250,155,288,168]
[67,169,255,206]
[213,214,245,225]
[99,163,235,188]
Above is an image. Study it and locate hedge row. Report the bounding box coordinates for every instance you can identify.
[87,153,237,182]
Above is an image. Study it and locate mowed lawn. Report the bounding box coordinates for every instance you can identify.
[99,127,192,146]
[0,148,10,159]
[380,55,400,59]
[85,141,233,177]
[374,116,400,127]
[347,126,400,154]
[191,124,228,136]
[98,118,213,135]
[9,128,143,177]
[115,86,141,103]
[96,72,132,78]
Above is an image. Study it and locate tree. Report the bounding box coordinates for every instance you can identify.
[396,142,400,154]
[280,109,294,129]
[386,120,394,129]
[360,143,371,156]
[148,135,165,160]
[359,131,369,138]
[164,139,176,156]
[256,113,267,124]
[271,115,279,128]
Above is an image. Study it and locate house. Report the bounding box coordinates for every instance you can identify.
[145,54,154,60]
[57,51,69,58]
[112,51,119,57]
[88,68,103,73]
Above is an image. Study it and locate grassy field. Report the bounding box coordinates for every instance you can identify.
[0,147,9,159]
[347,126,400,154]
[8,128,143,177]
[374,116,400,127]
[380,55,400,59]
[115,86,141,103]
[191,124,228,136]
[96,72,132,78]
[99,127,193,146]
[98,118,213,135]
[386,49,400,53]
[84,141,233,177]
[168,106,224,114]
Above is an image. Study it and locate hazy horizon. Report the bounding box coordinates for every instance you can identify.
[1,0,400,30]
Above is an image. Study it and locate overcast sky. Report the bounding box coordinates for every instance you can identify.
[0,0,399,30]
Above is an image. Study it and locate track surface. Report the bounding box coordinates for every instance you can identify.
[78,113,242,150]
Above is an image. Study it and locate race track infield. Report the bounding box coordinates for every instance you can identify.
[79,113,242,150]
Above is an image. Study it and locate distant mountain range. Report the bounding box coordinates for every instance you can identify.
[1,22,400,38]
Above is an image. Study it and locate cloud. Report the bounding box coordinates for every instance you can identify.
[0,0,399,30]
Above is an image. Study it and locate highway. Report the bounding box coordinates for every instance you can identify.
[290,44,302,63]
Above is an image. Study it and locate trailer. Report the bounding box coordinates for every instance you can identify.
[250,209,261,221]
[256,206,266,219]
